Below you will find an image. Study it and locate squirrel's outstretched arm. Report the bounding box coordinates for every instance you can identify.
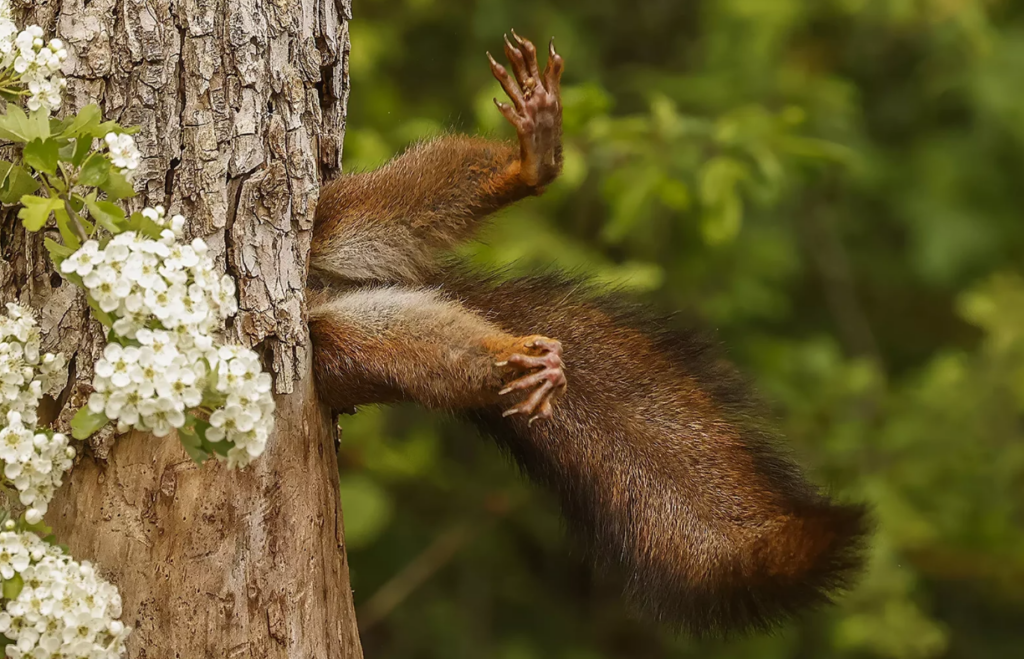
[311,33,563,284]
[309,286,565,422]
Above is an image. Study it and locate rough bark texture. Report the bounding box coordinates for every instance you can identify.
[0,0,363,656]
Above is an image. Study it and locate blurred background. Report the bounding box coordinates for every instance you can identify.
[336,0,1024,657]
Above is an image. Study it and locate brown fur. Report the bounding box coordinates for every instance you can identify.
[311,136,530,285]
[308,34,867,636]
[442,271,868,635]
[309,285,529,410]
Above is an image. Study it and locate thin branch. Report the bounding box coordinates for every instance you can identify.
[357,498,518,633]
[357,523,474,633]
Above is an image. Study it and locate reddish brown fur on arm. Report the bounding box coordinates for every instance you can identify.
[308,285,537,411]
[311,136,535,285]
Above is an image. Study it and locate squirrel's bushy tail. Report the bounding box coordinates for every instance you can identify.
[444,272,869,637]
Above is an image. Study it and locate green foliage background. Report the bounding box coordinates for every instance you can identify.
[337,1,1024,656]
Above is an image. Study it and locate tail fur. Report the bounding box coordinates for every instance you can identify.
[442,271,869,636]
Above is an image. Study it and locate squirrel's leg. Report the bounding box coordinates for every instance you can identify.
[308,286,566,422]
[311,33,564,284]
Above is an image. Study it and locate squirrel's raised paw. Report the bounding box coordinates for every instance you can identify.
[487,31,563,189]
[497,336,567,425]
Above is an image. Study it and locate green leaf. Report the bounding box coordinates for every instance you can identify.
[2,574,23,601]
[27,108,52,141]
[23,138,60,175]
[126,211,165,239]
[82,194,126,233]
[698,157,748,245]
[70,406,109,440]
[0,161,12,189]
[17,195,62,231]
[337,475,395,549]
[0,165,40,204]
[58,140,76,162]
[85,294,114,327]
[90,121,140,140]
[44,237,75,259]
[178,415,211,464]
[69,136,94,167]
[47,237,82,287]
[52,208,80,250]
[99,168,137,201]
[78,154,110,187]
[20,516,54,539]
[0,104,53,143]
[58,104,101,139]
[0,103,28,142]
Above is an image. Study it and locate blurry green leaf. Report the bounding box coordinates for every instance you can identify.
[0,104,49,143]
[23,138,60,175]
[17,195,62,231]
[0,165,40,204]
[3,574,23,601]
[100,169,137,200]
[560,83,613,132]
[78,154,111,187]
[558,144,588,191]
[125,211,165,239]
[338,474,394,549]
[71,406,108,440]
[699,157,748,244]
[57,104,101,139]
[53,207,81,249]
[600,166,659,243]
[85,295,114,327]
[82,194,126,233]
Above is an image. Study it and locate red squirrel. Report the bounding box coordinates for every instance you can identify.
[307,32,868,636]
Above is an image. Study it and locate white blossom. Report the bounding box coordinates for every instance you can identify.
[0,305,66,427]
[0,306,74,521]
[205,346,274,467]
[103,133,141,178]
[62,212,274,468]
[0,17,17,70]
[0,412,73,520]
[9,26,67,114]
[62,227,233,340]
[0,531,129,659]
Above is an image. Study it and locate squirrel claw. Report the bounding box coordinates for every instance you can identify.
[488,31,563,189]
[499,336,566,422]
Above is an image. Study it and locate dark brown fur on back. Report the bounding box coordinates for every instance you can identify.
[440,270,869,636]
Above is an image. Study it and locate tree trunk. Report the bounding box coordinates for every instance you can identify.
[0,0,363,657]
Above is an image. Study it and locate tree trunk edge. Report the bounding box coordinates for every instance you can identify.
[0,0,363,656]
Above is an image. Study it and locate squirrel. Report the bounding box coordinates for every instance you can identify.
[307,32,869,637]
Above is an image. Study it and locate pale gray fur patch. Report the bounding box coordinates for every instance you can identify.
[311,223,437,284]
[309,285,503,340]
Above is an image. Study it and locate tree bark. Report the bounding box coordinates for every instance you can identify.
[0,0,362,657]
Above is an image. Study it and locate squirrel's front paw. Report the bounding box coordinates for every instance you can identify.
[487,31,564,189]
[497,336,567,425]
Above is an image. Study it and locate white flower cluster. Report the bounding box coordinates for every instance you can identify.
[60,209,234,338]
[61,207,274,467]
[0,306,74,523]
[0,305,66,427]
[103,133,141,178]
[0,530,129,659]
[0,4,17,65]
[206,346,274,467]
[0,24,68,114]
[0,413,74,525]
